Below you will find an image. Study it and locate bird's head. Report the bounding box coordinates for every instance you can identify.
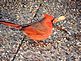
[43,14,54,22]
[43,14,66,23]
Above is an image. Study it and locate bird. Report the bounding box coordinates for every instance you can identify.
[0,14,65,41]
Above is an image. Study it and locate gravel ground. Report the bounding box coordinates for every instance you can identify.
[0,0,81,61]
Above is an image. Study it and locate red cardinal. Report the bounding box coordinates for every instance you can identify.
[0,14,65,40]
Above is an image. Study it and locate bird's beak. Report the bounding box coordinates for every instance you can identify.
[53,16,66,23]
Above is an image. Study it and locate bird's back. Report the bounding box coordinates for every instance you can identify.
[22,14,54,40]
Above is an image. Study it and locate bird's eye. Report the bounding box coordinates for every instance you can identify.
[51,18,55,22]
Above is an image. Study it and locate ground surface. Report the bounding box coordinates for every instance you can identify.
[0,0,81,61]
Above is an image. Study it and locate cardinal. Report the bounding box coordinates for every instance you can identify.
[0,14,65,41]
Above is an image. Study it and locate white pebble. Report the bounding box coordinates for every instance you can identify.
[0,31,1,32]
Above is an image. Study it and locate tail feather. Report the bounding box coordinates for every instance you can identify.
[0,21,22,29]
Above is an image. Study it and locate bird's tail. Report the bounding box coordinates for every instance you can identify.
[0,21,22,29]
[53,16,66,23]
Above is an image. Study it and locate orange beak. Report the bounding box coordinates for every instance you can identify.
[52,16,66,23]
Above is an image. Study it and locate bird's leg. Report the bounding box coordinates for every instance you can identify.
[29,40,47,47]
[34,40,41,46]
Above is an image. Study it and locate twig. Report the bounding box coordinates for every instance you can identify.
[11,3,41,61]
[31,3,42,20]
[11,35,26,61]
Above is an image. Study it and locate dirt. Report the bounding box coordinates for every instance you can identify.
[0,0,81,61]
